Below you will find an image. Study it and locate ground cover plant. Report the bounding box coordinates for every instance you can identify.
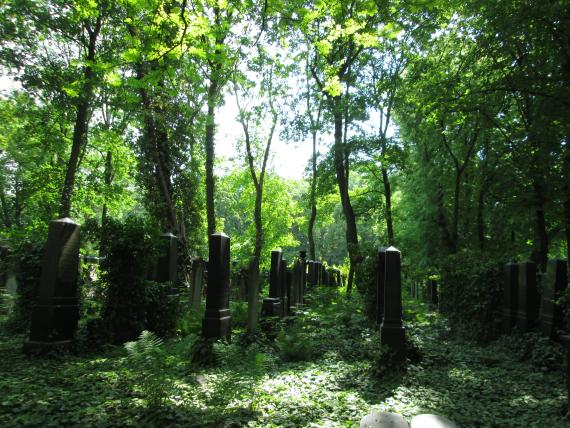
[0,288,566,427]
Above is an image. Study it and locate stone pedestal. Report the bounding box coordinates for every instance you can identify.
[25,218,80,354]
[516,261,539,332]
[202,233,231,340]
[262,250,282,317]
[376,247,387,326]
[380,246,405,359]
[503,262,518,334]
[540,259,567,339]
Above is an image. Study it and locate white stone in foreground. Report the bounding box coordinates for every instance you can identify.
[360,411,410,428]
[410,413,459,428]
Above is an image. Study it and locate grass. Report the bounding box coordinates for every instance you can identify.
[0,288,567,427]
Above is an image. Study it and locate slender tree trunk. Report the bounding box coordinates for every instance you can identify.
[308,130,318,260]
[101,149,112,227]
[59,17,102,218]
[381,167,394,246]
[451,168,462,253]
[332,98,359,294]
[531,178,549,272]
[205,78,218,236]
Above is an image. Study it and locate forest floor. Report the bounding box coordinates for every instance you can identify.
[0,288,568,427]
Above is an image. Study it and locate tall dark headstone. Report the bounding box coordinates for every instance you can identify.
[262,250,282,317]
[380,246,405,359]
[280,259,288,316]
[155,233,178,284]
[190,258,206,312]
[516,260,539,332]
[540,259,568,339]
[377,247,387,326]
[25,218,80,354]
[286,268,293,314]
[299,251,307,303]
[307,261,317,286]
[202,233,231,340]
[502,262,518,334]
[428,279,439,307]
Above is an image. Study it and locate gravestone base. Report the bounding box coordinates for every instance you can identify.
[261,297,281,317]
[380,324,406,359]
[202,308,231,340]
[24,297,79,355]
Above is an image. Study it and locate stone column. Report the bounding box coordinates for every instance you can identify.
[376,247,387,326]
[502,262,518,334]
[190,258,205,313]
[307,261,316,286]
[280,258,288,316]
[299,251,307,303]
[380,246,406,359]
[540,259,568,339]
[155,233,178,294]
[262,250,282,317]
[25,218,80,354]
[202,233,231,340]
[516,260,539,332]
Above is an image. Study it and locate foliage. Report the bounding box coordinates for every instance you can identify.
[99,216,159,344]
[276,323,315,362]
[438,250,504,342]
[124,330,176,409]
[145,281,180,339]
[3,233,44,333]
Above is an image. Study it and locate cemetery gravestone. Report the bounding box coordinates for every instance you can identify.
[262,250,282,317]
[25,218,80,354]
[155,232,178,285]
[377,247,387,326]
[202,233,231,340]
[307,261,317,286]
[380,246,406,359]
[299,251,307,303]
[503,262,518,334]
[516,260,539,332]
[540,259,568,339]
[428,279,438,307]
[280,259,288,316]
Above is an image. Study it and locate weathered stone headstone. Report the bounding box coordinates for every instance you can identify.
[25,218,80,354]
[360,412,409,428]
[380,246,406,359]
[377,247,387,326]
[286,268,293,314]
[247,258,260,334]
[262,250,282,317]
[427,279,438,307]
[307,260,317,286]
[516,260,539,332]
[540,259,568,339]
[410,414,458,428]
[503,262,518,334]
[155,232,178,285]
[202,233,231,340]
[280,258,288,316]
[190,258,206,312]
[299,251,307,303]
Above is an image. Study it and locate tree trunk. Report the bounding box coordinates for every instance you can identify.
[381,166,394,246]
[564,137,570,269]
[451,168,461,254]
[59,17,102,218]
[101,149,112,227]
[531,178,549,272]
[0,188,11,228]
[308,130,318,260]
[477,185,485,250]
[332,98,359,294]
[205,77,218,236]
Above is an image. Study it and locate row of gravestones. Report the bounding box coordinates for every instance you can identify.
[502,260,568,339]
[409,279,438,308]
[13,218,344,353]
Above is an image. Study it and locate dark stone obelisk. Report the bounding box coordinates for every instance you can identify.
[155,233,177,284]
[280,258,288,316]
[299,251,307,303]
[380,246,406,359]
[516,260,539,332]
[540,259,568,339]
[307,261,317,286]
[202,233,231,340]
[502,262,518,334]
[262,250,282,317]
[376,247,387,326]
[25,218,80,354]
